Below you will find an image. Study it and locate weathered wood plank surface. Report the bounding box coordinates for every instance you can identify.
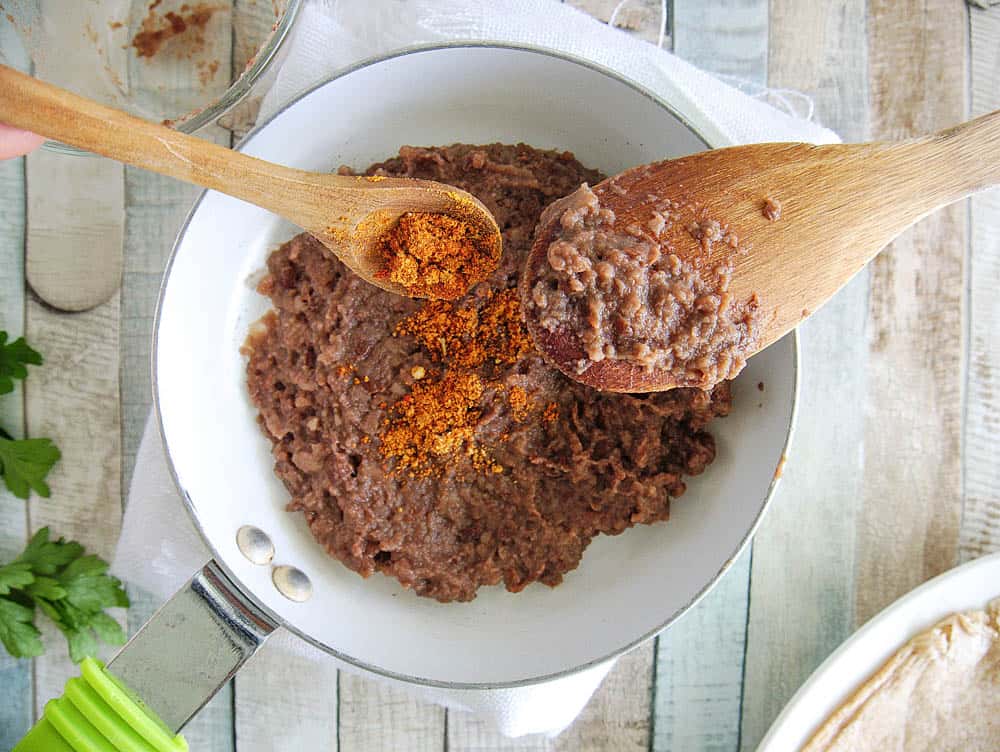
[447,711,550,751]
[234,644,338,751]
[672,0,767,78]
[0,120,31,752]
[552,647,653,751]
[654,551,751,752]
[962,2,1000,562]
[854,0,967,623]
[23,294,123,714]
[739,1,872,748]
[21,2,125,715]
[566,0,669,46]
[23,0,124,313]
[338,674,445,751]
[446,648,653,752]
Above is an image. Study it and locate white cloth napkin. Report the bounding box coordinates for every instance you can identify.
[114,0,838,738]
[260,0,838,148]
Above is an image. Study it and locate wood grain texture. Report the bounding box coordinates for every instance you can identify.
[234,644,338,751]
[650,3,766,749]
[446,616,654,748]
[445,649,651,752]
[120,168,177,488]
[565,0,669,46]
[24,294,123,715]
[654,552,751,752]
[672,0,767,77]
[854,0,967,623]
[0,148,32,749]
[23,1,124,312]
[740,1,872,748]
[338,673,445,752]
[447,712,550,751]
[19,10,123,719]
[962,3,1000,561]
[23,153,124,313]
[551,647,652,751]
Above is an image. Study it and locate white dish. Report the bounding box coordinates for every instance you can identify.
[758,552,1000,751]
[155,44,798,688]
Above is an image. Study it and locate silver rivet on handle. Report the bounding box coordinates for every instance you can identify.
[236,525,275,565]
[272,565,313,602]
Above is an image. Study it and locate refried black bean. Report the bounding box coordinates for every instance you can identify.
[244,143,733,602]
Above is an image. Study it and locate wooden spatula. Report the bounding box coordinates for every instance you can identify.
[522,109,1000,392]
[0,64,501,299]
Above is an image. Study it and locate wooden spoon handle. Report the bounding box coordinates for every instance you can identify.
[794,108,1000,248]
[906,108,1000,205]
[0,64,323,218]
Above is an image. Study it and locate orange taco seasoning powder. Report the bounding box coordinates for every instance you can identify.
[378,287,540,476]
[376,212,498,301]
[379,371,501,477]
[508,386,530,422]
[394,288,533,368]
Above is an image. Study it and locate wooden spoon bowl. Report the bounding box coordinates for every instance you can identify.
[0,64,501,298]
[522,110,1000,392]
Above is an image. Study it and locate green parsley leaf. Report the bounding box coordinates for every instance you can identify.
[0,436,61,499]
[0,332,60,500]
[0,562,34,595]
[60,556,127,612]
[35,596,61,625]
[0,527,130,662]
[0,597,44,658]
[16,527,83,574]
[88,612,126,646]
[25,576,65,601]
[65,628,97,664]
[0,331,42,395]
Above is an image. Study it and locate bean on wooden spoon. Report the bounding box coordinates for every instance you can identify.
[521,110,1000,392]
[0,64,501,299]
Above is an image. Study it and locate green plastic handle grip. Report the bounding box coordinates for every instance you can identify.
[14,657,188,752]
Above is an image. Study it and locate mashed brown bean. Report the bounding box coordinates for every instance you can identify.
[527,184,762,389]
[245,144,733,602]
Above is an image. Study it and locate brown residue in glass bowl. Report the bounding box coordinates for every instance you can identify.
[131,2,223,59]
[196,59,220,87]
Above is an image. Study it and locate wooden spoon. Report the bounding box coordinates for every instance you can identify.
[0,64,501,298]
[522,109,1000,392]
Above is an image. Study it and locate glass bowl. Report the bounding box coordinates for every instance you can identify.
[0,0,303,153]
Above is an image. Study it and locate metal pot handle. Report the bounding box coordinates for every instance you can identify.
[15,561,275,751]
